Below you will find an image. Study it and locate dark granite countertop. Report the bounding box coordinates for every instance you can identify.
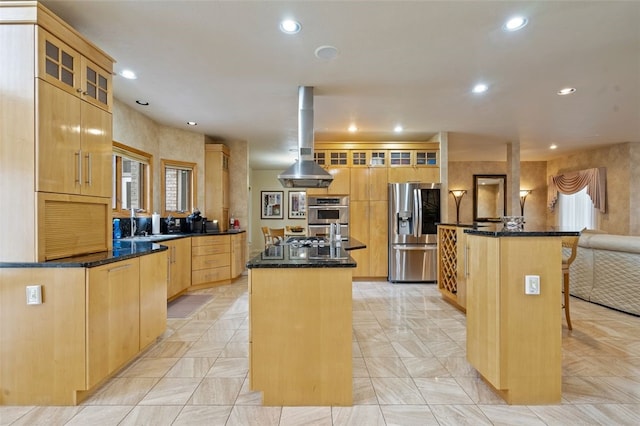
[0,240,168,268]
[247,237,365,269]
[464,226,581,237]
[437,223,482,229]
[0,230,246,269]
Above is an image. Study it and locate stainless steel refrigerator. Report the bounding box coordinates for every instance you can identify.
[388,182,441,283]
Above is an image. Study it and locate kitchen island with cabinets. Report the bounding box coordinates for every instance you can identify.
[464,226,580,405]
[246,237,363,406]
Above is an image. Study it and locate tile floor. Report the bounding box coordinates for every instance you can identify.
[2,276,640,425]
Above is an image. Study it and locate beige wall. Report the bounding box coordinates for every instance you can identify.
[447,161,548,228]
[113,99,205,213]
[249,169,308,256]
[546,142,640,236]
[113,99,249,226]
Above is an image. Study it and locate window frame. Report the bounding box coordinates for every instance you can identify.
[161,158,197,218]
[112,141,152,218]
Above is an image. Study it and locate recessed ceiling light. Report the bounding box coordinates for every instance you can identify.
[187,121,197,126]
[135,100,149,106]
[280,19,301,34]
[503,16,528,32]
[394,125,403,133]
[550,144,558,150]
[348,124,358,133]
[119,69,137,80]
[472,83,488,94]
[557,87,576,96]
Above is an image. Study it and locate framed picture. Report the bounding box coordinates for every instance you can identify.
[261,191,283,219]
[288,191,307,219]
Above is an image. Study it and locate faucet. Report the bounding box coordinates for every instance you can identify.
[130,207,137,237]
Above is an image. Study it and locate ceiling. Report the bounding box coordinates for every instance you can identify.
[40,0,640,169]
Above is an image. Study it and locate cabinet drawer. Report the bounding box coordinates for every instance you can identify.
[192,253,230,271]
[192,266,230,285]
[192,244,230,256]
[192,235,230,247]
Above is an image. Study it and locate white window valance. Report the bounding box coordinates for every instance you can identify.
[547,167,606,213]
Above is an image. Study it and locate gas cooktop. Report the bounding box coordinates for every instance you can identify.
[285,236,328,247]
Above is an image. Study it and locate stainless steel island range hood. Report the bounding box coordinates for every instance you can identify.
[278,86,333,188]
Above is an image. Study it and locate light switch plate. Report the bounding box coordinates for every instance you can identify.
[525,275,540,295]
[26,285,42,305]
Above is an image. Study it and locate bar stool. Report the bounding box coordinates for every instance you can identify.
[562,236,579,330]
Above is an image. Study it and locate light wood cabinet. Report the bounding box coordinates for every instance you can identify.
[349,167,389,278]
[466,234,562,404]
[165,238,192,299]
[86,258,140,389]
[37,27,112,112]
[0,2,114,262]
[0,267,86,405]
[437,225,467,311]
[0,252,168,405]
[191,234,231,286]
[249,267,353,405]
[204,143,230,230]
[37,79,112,197]
[139,251,168,349]
[231,232,247,278]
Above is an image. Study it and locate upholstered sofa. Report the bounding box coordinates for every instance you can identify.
[570,231,640,316]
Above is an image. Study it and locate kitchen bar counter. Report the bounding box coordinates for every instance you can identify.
[464,225,580,237]
[464,229,580,405]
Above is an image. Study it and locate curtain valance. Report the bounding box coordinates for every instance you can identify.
[547,167,606,213]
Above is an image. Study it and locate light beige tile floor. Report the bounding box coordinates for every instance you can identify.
[2,276,640,425]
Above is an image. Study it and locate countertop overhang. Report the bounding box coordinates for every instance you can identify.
[464,226,581,237]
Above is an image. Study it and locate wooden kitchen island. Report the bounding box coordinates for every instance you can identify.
[464,226,580,405]
[246,238,363,406]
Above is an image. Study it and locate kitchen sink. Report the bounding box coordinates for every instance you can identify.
[120,234,184,242]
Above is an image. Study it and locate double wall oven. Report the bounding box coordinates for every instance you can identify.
[307,195,349,240]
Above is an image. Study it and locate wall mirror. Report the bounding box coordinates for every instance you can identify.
[473,174,507,222]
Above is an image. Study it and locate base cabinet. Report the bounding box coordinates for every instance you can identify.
[192,235,231,286]
[466,235,562,404]
[0,253,168,406]
[139,252,169,348]
[437,225,467,311]
[231,232,247,278]
[87,258,140,389]
[249,268,353,406]
[165,238,192,299]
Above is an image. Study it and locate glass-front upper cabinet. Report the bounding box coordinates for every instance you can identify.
[37,28,113,112]
[350,150,387,167]
[38,28,80,93]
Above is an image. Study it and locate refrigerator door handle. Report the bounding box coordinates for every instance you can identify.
[413,188,422,238]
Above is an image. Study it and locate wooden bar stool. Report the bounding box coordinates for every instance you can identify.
[562,236,579,330]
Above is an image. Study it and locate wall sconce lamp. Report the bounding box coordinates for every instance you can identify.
[449,190,467,223]
[519,190,532,215]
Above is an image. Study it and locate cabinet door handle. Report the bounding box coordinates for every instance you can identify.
[107,263,132,273]
[85,152,92,186]
[465,244,469,277]
[76,150,82,186]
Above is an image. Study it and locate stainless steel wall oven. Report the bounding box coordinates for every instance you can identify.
[307,195,349,239]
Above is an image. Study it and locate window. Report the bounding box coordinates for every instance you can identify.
[161,159,197,216]
[557,187,597,230]
[113,142,151,216]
